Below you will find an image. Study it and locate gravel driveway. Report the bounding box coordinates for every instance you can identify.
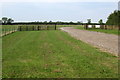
[60,27,118,56]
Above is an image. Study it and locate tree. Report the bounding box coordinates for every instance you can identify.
[99,19,103,24]
[77,21,83,24]
[2,17,8,24]
[7,18,14,24]
[1,17,14,24]
[87,19,91,24]
[43,21,47,24]
[106,10,120,25]
[49,21,52,23]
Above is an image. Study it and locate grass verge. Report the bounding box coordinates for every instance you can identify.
[2,30,118,78]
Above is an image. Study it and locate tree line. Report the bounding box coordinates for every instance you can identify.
[0,19,104,25]
[1,10,119,25]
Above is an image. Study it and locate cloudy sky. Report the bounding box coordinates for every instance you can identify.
[1,0,119,23]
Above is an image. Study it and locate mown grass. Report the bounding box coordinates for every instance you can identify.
[2,30,118,78]
[76,26,119,35]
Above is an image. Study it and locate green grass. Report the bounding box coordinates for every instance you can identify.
[2,30,118,78]
[76,26,119,35]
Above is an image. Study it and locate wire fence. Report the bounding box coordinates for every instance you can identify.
[1,24,57,37]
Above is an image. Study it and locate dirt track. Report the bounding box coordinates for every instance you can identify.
[60,27,118,56]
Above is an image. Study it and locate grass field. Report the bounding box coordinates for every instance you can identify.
[2,30,118,78]
[76,26,119,35]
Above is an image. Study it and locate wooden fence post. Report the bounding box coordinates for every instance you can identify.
[38,26,39,30]
[47,26,49,30]
[105,25,107,30]
[55,24,56,30]
[40,26,41,30]
[84,24,88,29]
[19,26,21,31]
[26,26,28,31]
[33,26,34,31]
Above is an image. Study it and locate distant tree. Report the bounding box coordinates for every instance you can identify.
[2,17,8,24]
[56,21,62,25]
[44,21,47,24]
[69,21,73,24]
[7,18,14,24]
[77,21,83,24]
[1,17,14,24]
[99,19,103,25]
[106,10,120,25]
[87,19,91,24]
[49,21,52,23]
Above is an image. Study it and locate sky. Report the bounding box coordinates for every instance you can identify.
[0,0,119,23]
